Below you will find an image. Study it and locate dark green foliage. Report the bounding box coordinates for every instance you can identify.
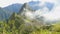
[0,17,60,34]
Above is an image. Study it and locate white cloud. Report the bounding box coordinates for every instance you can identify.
[24,0,60,21]
[38,0,59,6]
[33,0,60,21]
[25,11,34,19]
[34,4,60,21]
[43,6,60,20]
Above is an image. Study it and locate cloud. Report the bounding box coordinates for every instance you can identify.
[27,0,60,21]
[43,6,60,20]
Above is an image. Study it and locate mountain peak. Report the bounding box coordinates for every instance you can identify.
[22,3,28,8]
[18,3,33,14]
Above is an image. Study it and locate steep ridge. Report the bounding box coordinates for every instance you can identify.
[18,3,34,14]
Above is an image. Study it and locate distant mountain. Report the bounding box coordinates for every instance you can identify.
[3,3,23,19]
[3,1,54,13]
[28,1,41,10]
[0,7,8,20]
[28,1,54,11]
[3,1,39,13]
[1,1,55,22]
[3,3,22,13]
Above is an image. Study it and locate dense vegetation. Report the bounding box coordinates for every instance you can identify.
[0,13,60,34]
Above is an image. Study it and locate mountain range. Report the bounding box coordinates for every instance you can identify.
[0,1,56,24]
[3,1,54,13]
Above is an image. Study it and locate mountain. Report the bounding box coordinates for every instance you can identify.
[2,3,23,19]
[9,12,16,20]
[28,1,41,10]
[28,1,54,11]
[3,1,54,13]
[9,3,34,20]
[2,1,41,21]
[18,3,34,16]
[9,3,44,28]
[3,1,39,13]
[2,1,55,23]
[3,3,22,13]
[0,7,8,21]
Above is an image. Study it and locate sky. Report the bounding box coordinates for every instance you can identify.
[0,0,60,21]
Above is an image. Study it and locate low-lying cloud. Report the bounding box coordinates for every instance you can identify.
[25,0,60,21]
